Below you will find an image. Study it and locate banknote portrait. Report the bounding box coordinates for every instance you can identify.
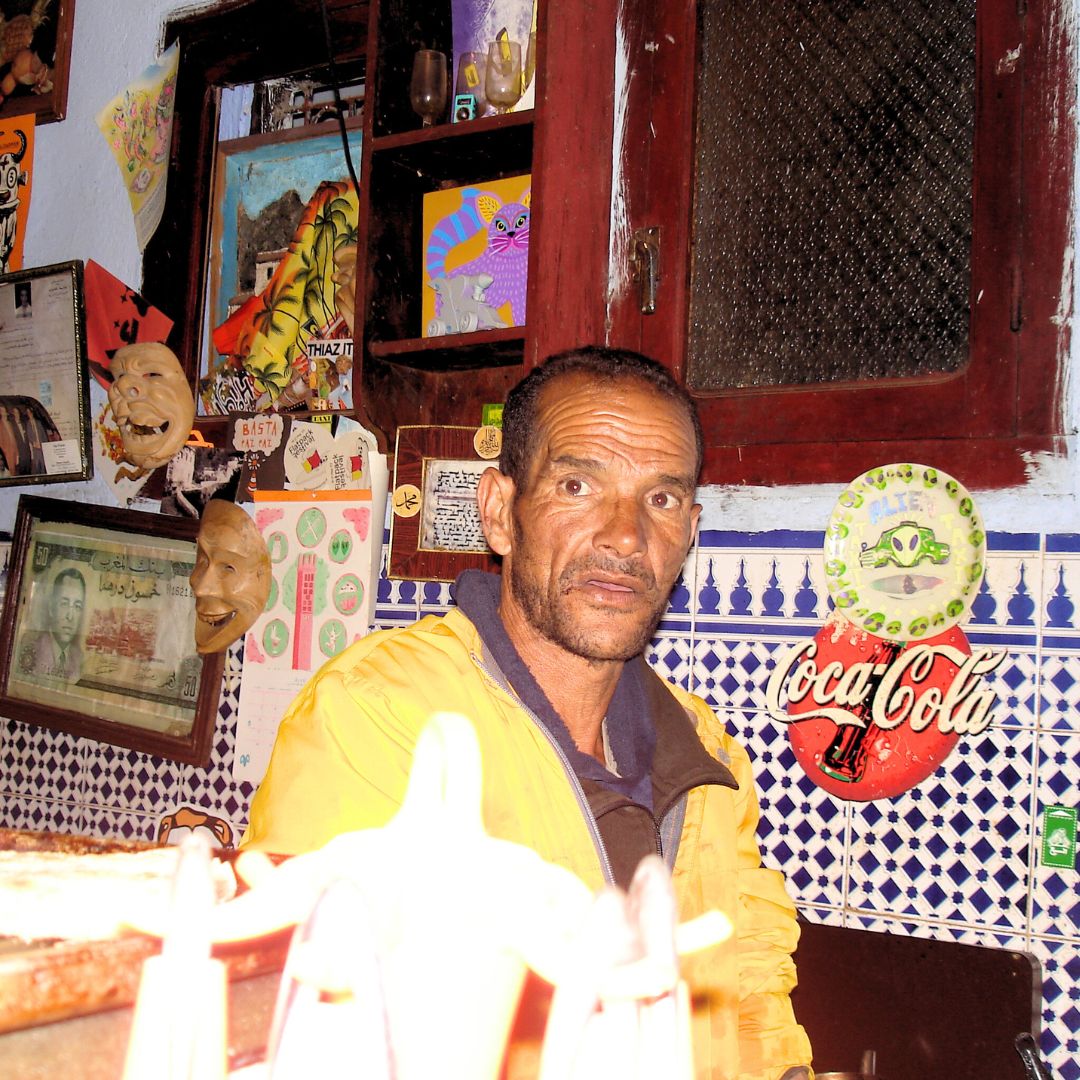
[0,496,224,765]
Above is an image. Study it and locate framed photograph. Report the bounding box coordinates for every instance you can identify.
[0,0,77,125]
[0,496,225,765]
[0,260,91,485]
[389,425,500,581]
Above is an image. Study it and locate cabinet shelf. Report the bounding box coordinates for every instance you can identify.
[373,110,532,152]
[371,112,533,183]
[368,327,527,370]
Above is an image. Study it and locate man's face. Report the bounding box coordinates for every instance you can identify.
[50,578,85,647]
[189,502,270,654]
[494,374,701,663]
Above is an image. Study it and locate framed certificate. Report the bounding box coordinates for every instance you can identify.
[0,261,92,486]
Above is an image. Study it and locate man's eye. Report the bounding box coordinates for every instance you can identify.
[650,491,680,510]
[561,477,591,496]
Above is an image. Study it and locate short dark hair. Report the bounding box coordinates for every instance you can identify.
[499,345,704,489]
[52,567,86,596]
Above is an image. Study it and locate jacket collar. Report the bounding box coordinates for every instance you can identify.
[454,569,656,809]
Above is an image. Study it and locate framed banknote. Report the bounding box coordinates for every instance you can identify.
[0,496,224,765]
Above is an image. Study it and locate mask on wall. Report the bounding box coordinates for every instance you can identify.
[107,342,195,481]
[189,500,271,654]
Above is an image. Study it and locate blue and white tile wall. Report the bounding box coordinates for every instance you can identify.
[0,528,1077,1075]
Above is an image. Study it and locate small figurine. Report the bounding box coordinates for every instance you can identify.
[426,273,507,337]
[189,500,271,654]
[106,342,196,482]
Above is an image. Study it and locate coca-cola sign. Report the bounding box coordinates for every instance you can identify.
[766,619,1005,800]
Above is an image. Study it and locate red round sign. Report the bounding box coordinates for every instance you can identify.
[784,618,971,800]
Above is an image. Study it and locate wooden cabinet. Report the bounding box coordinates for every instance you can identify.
[143,0,625,450]
[352,0,623,449]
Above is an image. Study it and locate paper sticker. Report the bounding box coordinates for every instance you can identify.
[41,439,80,475]
[1041,806,1077,869]
[473,424,502,459]
[393,484,422,518]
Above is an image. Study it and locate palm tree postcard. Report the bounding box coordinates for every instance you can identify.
[200,123,361,417]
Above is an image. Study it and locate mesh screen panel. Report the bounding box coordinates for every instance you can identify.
[686,0,974,390]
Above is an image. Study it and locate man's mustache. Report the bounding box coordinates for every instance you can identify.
[558,557,657,592]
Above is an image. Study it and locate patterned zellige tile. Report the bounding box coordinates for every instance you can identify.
[0,794,83,834]
[846,726,1035,930]
[78,803,159,844]
[740,714,849,911]
[691,635,801,711]
[959,642,1040,730]
[181,678,258,825]
[1038,652,1080,732]
[1043,535,1080,630]
[418,578,455,613]
[0,720,84,803]
[647,634,694,692]
[1041,555,1080,640]
[978,548,1042,634]
[1029,729,1080,941]
[1029,935,1080,1080]
[82,742,187,817]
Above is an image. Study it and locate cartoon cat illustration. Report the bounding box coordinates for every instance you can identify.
[425,186,530,327]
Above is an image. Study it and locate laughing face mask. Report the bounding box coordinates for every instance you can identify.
[107,343,195,481]
[189,501,271,654]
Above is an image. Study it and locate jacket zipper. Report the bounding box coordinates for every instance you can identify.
[470,651,617,886]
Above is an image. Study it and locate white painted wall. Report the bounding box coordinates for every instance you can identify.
[13,0,1079,537]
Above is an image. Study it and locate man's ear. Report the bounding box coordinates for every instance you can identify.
[477,467,516,557]
[689,502,702,551]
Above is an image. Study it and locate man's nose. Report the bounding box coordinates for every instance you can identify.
[594,496,647,558]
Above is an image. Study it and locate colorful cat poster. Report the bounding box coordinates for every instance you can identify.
[0,112,33,274]
[421,173,531,338]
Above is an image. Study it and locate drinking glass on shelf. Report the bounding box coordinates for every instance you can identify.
[484,40,523,114]
[410,49,448,127]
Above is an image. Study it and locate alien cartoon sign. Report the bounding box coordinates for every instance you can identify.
[106,342,195,482]
[823,463,985,641]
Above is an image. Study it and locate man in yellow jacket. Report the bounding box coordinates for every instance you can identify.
[243,346,813,1079]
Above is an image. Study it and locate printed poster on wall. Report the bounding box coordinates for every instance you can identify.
[96,41,179,251]
[0,112,34,273]
[233,493,378,785]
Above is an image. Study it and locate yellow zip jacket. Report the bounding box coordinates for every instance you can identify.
[243,607,813,1079]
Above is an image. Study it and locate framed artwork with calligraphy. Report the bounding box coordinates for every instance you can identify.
[389,425,499,581]
[0,496,225,765]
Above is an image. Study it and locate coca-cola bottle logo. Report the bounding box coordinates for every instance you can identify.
[766,617,1004,800]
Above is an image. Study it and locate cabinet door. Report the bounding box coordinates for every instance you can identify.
[607,0,1073,489]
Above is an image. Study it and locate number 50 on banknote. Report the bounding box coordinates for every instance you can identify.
[0,496,225,765]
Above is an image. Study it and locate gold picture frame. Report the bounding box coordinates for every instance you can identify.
[389,425,499,582]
